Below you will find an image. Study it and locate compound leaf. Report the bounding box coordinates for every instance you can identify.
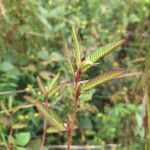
[63,43,74,74]
[82,39,126,72]
[81,70,124,92]
[48,73,60,91]
[72,26,81,68]
[24,96,65,132]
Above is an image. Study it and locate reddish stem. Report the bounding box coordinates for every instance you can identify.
[67,69,82,150]
[40,92,48,150]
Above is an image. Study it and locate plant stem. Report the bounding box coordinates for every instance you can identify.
[40,92,48,150]
[67,69,82,150]
[8,114,14,150]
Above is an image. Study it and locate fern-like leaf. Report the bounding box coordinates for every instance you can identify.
[37,77,45,94]
[81,70,124,92]
[82,39,126,72]
[65,62,74,75]
[48,84,63,98]
[63,42,74,74]
[48,73,60,92]
[72,26,81,68]
[24,96,65,132]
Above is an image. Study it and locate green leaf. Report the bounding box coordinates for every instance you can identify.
[48,84,63,98]
[80,93,93,102]
[72,26,81,68]
[81,70,124,92]
[48,73,60,91]
[37,77,45,94]
[0,101,9,116]
[63,42,74,74]
[8,135,15,145]
[24,96,65,132]
[15,132,30,146]
[8,96,14,109]
[65,62,74,75]
[82,39,126,72]
[16,147,26,150]
[37,50,49,60]
[0,61,14,71]
[47,127,65,133]
[49,52,63,62]
[12,124,27,129]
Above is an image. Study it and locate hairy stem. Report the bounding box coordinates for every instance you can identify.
[67,69,82,150]
[40,92,48,150]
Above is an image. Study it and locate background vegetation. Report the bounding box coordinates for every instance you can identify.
[0,0,150,149]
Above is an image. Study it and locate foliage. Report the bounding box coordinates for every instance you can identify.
[0,0,150,149]
[81,70,124,92]
[25,96,65,132]
[15,132,30,146]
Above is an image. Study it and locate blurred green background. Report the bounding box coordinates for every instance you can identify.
[0,0,150,149]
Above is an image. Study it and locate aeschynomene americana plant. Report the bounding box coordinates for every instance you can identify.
[25,25,126,150]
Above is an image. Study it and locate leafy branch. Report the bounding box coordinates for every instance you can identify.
[65,26,126,150]
[24,26,126,150]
